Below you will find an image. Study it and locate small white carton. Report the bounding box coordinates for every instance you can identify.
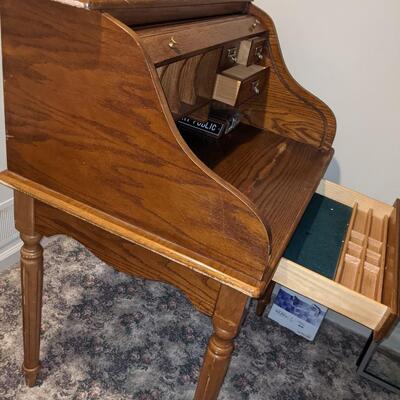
[268,287,327,341]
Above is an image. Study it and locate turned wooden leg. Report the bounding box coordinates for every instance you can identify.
[194,285,248,400]
[15,192,44,387]
[256,280,275,317]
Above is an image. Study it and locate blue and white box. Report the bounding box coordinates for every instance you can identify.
[268,287,327,341]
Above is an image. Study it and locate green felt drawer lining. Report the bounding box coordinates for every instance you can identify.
[283,193,353,279]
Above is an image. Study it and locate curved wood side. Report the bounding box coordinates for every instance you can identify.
[240,4,336,150]
[35,200,221,317]
[1,0,270,295]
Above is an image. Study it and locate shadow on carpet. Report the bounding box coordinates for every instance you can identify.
[0,236,396,400]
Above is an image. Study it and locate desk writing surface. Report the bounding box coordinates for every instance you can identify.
[181,125,333,273]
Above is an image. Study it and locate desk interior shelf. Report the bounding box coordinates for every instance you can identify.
[181,125,333,268]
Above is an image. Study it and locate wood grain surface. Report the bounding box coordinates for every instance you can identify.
[274,257,389,331]
[183,125,332,279]
[317,180,393,219]
[14,192,44,387]
[0,172,266,297]
[161,59,187,114]
[212,66,268,107]
[382,200,400,315]
[194,285,248,399]
[105,3,249,27]
[137,15,265,66]
[0,1,343,396]
[1,0,270,297]
[35,201,221,316]
[65,0,249,9]
[196,49,222,100]
[240,4,336,150]
[179,55,204,106]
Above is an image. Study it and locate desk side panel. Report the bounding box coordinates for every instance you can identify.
[0,0,269,290]
[240,4,336,150]
[35,201,221,316]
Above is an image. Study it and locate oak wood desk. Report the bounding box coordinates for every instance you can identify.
[0,1,398,399]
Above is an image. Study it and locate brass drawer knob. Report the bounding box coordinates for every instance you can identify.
[252,80,260,95]
[255,47,264,61]
[227,47,238,63]
[169,37,178,49]
[252,19,261,30]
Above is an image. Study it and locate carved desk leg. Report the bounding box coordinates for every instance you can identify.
[14,192,44,387]
[194,285,248,400]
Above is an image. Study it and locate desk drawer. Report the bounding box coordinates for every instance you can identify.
[219,35,268,71]
[274,180,399,332]
[212,64,267,107]
[219,41,242,70]
[137,15,266,66]
[237,36,268,66]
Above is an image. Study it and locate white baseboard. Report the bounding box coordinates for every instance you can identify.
[0,197,20,272]
[0,239,21,272]
[0,198,19,246]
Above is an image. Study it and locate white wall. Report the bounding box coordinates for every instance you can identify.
[256,0,400,204]
[0,26,20,272]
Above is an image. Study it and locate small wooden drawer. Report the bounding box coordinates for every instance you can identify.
[212,64,267,107]
[274,180,400,334]
[219,41,241,70]
[237,36,268,66]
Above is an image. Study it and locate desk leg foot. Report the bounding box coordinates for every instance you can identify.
[194,286,248,400]
[23,364,41,387]
[256,281,275,317]
[16,193,44,387]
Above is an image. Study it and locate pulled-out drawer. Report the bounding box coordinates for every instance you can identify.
[213,64,267,107]
[237,36,268,66]
[274,180,399,334]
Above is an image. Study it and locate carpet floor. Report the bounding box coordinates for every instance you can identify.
[0,236,397,400]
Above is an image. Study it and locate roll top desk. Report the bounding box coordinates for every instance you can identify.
[0,0,398,398]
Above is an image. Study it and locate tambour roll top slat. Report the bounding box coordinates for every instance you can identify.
[56,0,251,26]
[69,0,250,9]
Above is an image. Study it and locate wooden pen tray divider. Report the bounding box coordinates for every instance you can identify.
[336,202,389,301]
